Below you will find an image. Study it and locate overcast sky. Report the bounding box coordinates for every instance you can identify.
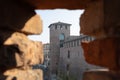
[28,9,84,44]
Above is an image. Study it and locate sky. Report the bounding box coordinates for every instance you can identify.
[28,9,84,44]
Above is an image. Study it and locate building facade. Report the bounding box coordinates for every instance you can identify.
[43,43,50,67]
[59,36,100,80]
[49,22,71,75]
[49,22,103,80]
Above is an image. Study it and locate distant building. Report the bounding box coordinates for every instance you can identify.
[49,22,71,76]
[59,35,99,80]
[43,43,50,67]
[43,43,50,80]
[49,22,103,80]
[32,43,50,70]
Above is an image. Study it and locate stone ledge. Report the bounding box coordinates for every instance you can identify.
[83,71,120,80]
[1,32,44,69]
[82,37,120,70]
[0,69,43,80]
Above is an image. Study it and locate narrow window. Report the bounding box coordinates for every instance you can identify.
[55,25,57,30]
[65,26,67,29]
[59,33,65,41]
[60,26,63,30]
[74,41,76,47]
[66,64,70,79]
[77,40,79,46]
[66,64,70,71]
[68,50,70,58]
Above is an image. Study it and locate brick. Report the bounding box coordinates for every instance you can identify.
[0,69,43,80]
[82,37,120,70]
[0,0,42,34]
[80,0,104,38]
[21,0,91,9]
[21,14,43,35]
[0,32,44,71]
[83,71,120,80]
[80,0,120,38]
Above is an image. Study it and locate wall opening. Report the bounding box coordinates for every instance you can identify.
[28,9,84,44]
[28,9,104,80]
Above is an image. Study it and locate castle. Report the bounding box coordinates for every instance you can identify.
[47,22,103,80]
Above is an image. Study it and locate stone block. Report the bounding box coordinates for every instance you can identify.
[0,69,43,80]
[0,0,42,34]
[0,32,44,70]
[21,14,43,35]
[104,0,120,37]
[82,37,120,70]
[21,0,91,9]
[83,71,120,80]
[80,0,120,38]
[80,0,105,38]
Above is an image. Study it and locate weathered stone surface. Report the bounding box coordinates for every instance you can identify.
[82,38,120,70]
[2,32,43,69]
[80,0,105,38]
[104,0,120,37]
[0,0,42,35]
[83,71,120,80]
[0,69,43,80]
[0,0,98,10]
[80,0,120,38]
[22,14,43,35]
[20,0,93,9]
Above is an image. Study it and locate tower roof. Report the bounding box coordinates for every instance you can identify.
[48,21,71,28]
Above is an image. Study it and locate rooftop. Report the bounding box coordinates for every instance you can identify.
[48,21,71,28]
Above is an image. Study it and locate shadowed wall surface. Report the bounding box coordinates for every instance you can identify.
[0,0,120,80]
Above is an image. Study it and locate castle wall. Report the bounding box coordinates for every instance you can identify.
[59,36,103,80]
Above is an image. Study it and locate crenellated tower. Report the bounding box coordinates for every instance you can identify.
[49,22,71,75]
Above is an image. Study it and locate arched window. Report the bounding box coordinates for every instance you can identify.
[59,33,65,41]
[59,33,65,47]
[68,50,70,58]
